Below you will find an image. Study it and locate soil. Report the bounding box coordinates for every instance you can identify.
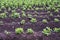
[0,8,60,40]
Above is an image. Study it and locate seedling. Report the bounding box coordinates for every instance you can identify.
[54,9,59,12]
[22,7,26,10]
[1,6,5,9]
[42,19,48,23]
[27,28,34,34]
[4,30,11,35]
[27,14,32,18]
[27,8,30,10]
[8,7,11,11]
[12,10,16,13]
[31,8,34,10]
[35,7,39,10]
[39,8,44,10]
[49,13,53,16]
[54,18,59,22]
[42,27,52,36]
[22,11,26,17]
[30,18,37,23]
[15,28,24,34]
[10,13,20,18]
[53,27,60,33]
[0,13,7,18]
[20,20,25,25]
[47,7,51,10]
[47,11,50,13]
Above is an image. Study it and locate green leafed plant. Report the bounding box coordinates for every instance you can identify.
[15,28,24,34]
[35,7,39,10]
[54,18,59,22]
[20,20,25,25]
[0,13,7,18]
[27,14,32,18]
[27,28,34,34]
[42,19,48,23]
[10,12,20,18]
[22,11,26,17]
[49,13,53,16]
[42,27,52,36]
[53,27,60,33]
[30,18,37,23]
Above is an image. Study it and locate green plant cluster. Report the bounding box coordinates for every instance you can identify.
[42,19,48,23]
[0,13,7,18]
[15,28,24,34]
[42,27,60,36]
[30,18,37,23]
[20,20,25,25]
[54,18,60,22]
[15,27,60,35]
[15,28,34,34]
[42,27,52,36]
[53,27,60,32]
[27,28,34,34]
[10,12,20,18]
[0,0,60,11]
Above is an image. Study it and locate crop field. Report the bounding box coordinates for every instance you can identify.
[0,0,60,40]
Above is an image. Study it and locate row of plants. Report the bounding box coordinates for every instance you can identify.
[0,10,60,18]
[0,0,60,11]
[4,27,60,36]
[0,13,59,23]
[20,18,60,25]
[0,18,59,25]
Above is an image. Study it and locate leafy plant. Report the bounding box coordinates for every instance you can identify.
[42,27,52,36]
[22,11,26,17]
[27,28,34,34]
[54,18,59,22]
[0,13,7,18]
[30,18,37,23]
[49,13,53,16]
[42,19,48,23]
[53,27,60,33]
[8,7,11,11]
[54,9,59,12]
[15,28,24,34]
[35,7,39,10]
[0,0,59,12]
[27,14,32,18]
[20,20,25,25]
[10,12,20,18]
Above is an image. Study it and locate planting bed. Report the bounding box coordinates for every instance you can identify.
[0,0,60,40]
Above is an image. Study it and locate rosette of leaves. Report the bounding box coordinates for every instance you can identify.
[10,12,20,18]
[35,7,39,10]
[27,14,32,18]
[22,11,26,17]
[20,20,25,25]
[0,13,7,18]
[30,18,37,23]
[53,27,60,33]
[1,6,5,9]
[15,28,24,34]
[49,13,53,16]
[54,18,59,22]
[42,27,52,36]
[42,19,48,23]
[27,28,34,34]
